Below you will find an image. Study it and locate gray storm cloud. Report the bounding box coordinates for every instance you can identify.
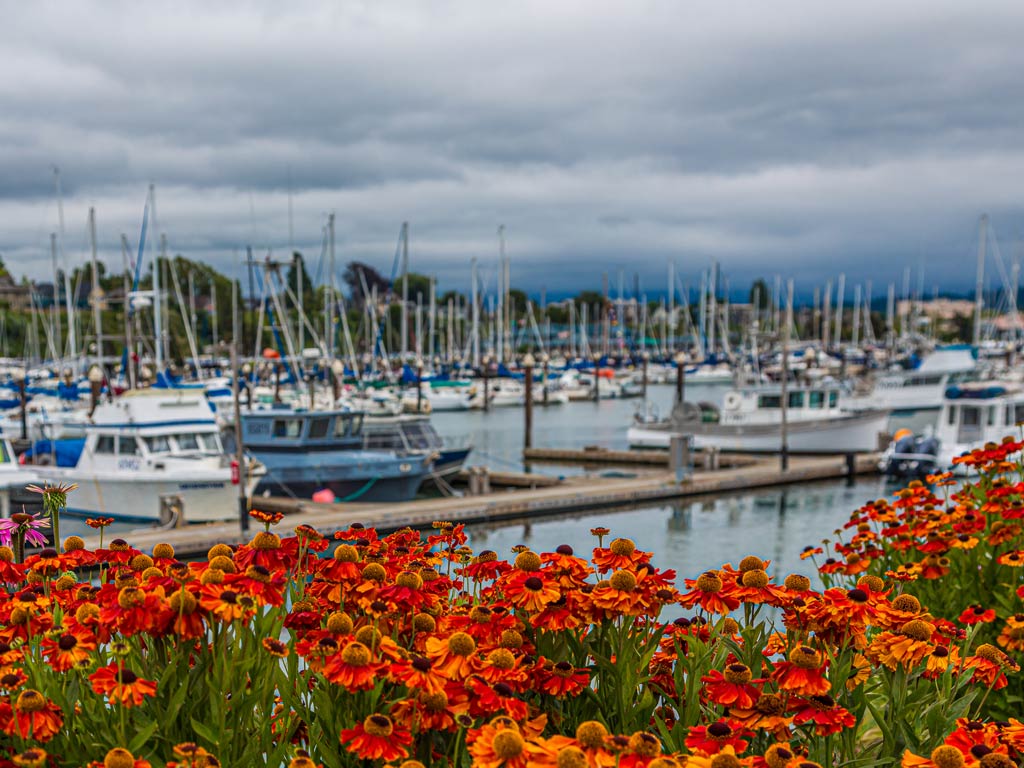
[1,0,1022,296]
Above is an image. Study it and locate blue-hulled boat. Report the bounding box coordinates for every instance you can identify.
[241,408,432,502]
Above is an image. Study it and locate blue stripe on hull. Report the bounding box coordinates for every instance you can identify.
[61,506,161,524]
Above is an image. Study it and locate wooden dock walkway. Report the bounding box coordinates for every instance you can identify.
[522,446,758,468]
[82,453,880,559]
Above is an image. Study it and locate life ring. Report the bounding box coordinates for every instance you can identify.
[723,392,742,411]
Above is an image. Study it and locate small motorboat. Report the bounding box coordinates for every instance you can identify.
[878,428,940,479]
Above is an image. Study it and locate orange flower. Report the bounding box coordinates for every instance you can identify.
[0,690,64,742]
[684,720,750,755]
[198,584,256,622]
[469,717,530,768]
[678,571,740,615]
[425,632,478,679]
[502,571,562,613]
[89,664,158,707]
[770,647,831,696]
[323,641,385,690]
[339,714,412,762]
[701,664,761,709]
[41,629,97,672]
[791,694,856,736]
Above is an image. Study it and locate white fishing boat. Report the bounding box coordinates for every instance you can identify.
[344,388,404,416]
[488,379,526,407]
[0,438,37,518]
[414,383,474,412]
[847,346,979,413]
[679,363,736,408]
[20,389,263,524]
[0,397,90,441]
[628,383,889,453]
[532,381,570,405]
[558,371,594,401]
[935,382,1024,473]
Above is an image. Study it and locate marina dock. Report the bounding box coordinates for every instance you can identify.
[84,452,880,558]
[522,446,759,468]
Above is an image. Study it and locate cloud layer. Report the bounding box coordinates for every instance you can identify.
[2,1,1023,298]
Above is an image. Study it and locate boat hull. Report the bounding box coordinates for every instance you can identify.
[253,450,432,502]
[29,466,247,523]
[627,411,888,453]
[256,474,425,502]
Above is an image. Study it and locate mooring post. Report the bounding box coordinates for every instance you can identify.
[331,359,343,403]
[523,353,535,450]
[482,355,491,412]
[416,356,424,413]
[230,340,249,534]
[641,351,649,407]
[780,280,793,472]
[15,369,27,440]
[674,350,686,404]
[541,352,549,405]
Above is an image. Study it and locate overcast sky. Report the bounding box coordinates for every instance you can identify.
[2,0,1023,299]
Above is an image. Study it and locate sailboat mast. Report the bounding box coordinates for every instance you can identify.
[834,273,845,349]
[121,234,135,389]
[428,276,436,362]
[150,185,164,376]
[400,221,409,360]
[54,168,77,361]
[471,257,480,367]
[667,263,675,354]
[88,207,104,369]
[973,214,988,347]
[49,233,62,362]
[327,213,336,363]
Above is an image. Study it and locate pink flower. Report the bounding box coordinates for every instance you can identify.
[0,513,51,548]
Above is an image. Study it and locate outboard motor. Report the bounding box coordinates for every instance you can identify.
[880,429,940,480]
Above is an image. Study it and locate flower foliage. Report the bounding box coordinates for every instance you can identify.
[0,467,1018,767]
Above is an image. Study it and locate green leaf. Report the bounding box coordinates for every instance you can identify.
[129,721,160,754]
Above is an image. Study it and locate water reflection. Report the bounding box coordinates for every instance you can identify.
[465,476,889,589]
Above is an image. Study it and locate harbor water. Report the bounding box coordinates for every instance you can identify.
[431,384,680,475]
[464,475,892,593]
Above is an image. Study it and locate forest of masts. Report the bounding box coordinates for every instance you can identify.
[2,200,1007,374]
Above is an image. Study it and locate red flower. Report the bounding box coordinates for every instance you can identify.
[958,605,996,625]
[89,664,158,707]
[791,695,856,735]
[339,715,412,762]
[701,665,761,709]
[0,690,64,742]
[684,720,750,755]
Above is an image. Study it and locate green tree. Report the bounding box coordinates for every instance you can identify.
[749,278,771,309]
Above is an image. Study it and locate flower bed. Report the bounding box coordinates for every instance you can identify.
[0,465,1020,767]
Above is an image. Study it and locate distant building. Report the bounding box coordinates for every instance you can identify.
[0,273,30,310]
[897,298,974,321]
[897,298,974,336]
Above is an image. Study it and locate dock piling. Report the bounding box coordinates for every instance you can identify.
[670,435,691,482]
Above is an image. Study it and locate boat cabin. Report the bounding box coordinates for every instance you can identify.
[718,385,847,425]
[938,384,1024,448]
[240,409,365,449]
[362,416,443,452]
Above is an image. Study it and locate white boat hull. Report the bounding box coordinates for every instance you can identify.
[627,411,888,453]
[30,466,252,524]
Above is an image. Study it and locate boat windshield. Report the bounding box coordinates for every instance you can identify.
[146,435,172,454]
[0,441,10,463]
[334,414,364,437]
[401,422,436,449]
[146,432,221,455]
